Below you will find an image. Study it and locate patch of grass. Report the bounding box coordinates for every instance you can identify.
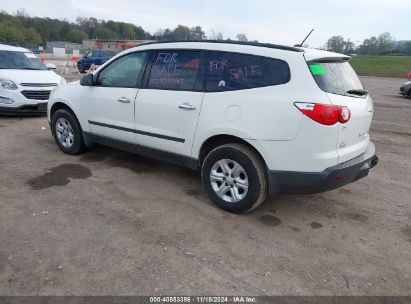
[349,56,411,78]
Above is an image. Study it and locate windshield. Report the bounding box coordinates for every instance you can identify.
[0,51,48,70]
[308,61,364,97]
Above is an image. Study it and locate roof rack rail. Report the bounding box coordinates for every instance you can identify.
[139,40,304,52]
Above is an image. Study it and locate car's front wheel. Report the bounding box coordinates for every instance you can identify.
[52,109,84,155]
[201,143,267,213]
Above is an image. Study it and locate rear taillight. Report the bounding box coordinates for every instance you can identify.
[294,102,350,125]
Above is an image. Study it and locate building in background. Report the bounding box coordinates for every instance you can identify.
[82,39,153,52]
[46,41,82,54]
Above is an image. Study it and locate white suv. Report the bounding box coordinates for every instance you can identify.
[0,44,65,115]
[48,41,378,213]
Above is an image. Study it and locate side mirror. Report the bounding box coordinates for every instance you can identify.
[46,63,56,70]
[80,74,94,86]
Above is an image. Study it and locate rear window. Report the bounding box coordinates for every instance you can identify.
[308,61,364,96]
[206,51,290,92]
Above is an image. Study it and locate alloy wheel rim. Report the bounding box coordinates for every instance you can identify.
[56,118,74,148]
[210,159,249,203]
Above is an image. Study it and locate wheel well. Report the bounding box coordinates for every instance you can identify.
[50,102,76,125]
[50,102,92,147]
[199,135,267,168]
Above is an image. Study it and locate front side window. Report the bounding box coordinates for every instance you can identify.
[147,50,203,91]
[206,51,290,92]
[0,51,47,70]
[97,52,148,88]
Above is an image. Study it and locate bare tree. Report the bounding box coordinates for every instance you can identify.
[236,33,248,42]
[15,8,29,18]
[210,30,224,40]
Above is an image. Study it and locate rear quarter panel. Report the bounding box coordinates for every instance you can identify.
[192,50,332,160]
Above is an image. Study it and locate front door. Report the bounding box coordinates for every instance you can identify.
[83,51,150,143]
[135,50,204,157]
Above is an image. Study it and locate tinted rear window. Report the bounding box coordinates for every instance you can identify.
[103,51,116,56]
[147,50,203,91]
[308,61,364,96]
[206,51,290,92]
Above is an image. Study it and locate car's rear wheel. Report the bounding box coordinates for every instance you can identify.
[201,143,267,213]
[52,109,84,155]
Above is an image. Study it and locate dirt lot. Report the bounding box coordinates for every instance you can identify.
[0,76,410,296]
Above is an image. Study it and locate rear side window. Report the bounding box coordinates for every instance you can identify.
[103,51,116,57]
[205,51,290,92]
[147,50,203,91]
[308,61,364,96]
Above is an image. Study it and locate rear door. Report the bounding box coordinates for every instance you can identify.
[134,50,204,157]
[308,61,373,163]
[102,50,116,64]
[92,50,101,65]
[81,51,93,69]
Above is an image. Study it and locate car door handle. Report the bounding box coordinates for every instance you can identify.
[179,103,196,110]
[117,97,131,103]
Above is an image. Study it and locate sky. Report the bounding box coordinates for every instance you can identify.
[1,0,410,47]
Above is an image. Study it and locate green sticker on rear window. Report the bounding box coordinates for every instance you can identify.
[309,64,326,75]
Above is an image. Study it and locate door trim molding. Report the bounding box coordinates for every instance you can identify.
[84,132,198,170]
[88,120,185,143]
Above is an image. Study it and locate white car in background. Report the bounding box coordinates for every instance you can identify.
[48,41,378,213]
[0,44,65,115]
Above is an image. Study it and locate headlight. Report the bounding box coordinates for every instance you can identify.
[0,78,18,90]
[60,77,67,85]
[405,81,411,85]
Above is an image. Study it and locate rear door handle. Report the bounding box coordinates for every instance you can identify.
[118,97,131,103]
[179,103,196,110]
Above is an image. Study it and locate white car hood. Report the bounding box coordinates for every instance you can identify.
[0,69,62,85]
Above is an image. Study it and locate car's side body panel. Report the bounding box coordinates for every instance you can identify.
[135,89,204,156]
[48,81,89,131]
[47,41,377,200]
[83,86,139,143]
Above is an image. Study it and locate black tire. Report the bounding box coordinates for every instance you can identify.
[201,143,267,213]
[51,109,84,155]
[78,66,85,73]
[408,89,411,98]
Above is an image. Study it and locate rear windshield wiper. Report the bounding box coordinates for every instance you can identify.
[346,89,368,96]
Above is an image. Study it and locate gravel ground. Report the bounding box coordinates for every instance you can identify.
[0,76,410,296]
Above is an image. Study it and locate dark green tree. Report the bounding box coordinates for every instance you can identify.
[95,27,117,39]
[65,29,88,43]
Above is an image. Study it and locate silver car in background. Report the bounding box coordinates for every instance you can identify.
[400,80,411,98]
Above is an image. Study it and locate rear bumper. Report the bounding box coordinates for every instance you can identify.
[0,102,48,115]
[268,142,378,195]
